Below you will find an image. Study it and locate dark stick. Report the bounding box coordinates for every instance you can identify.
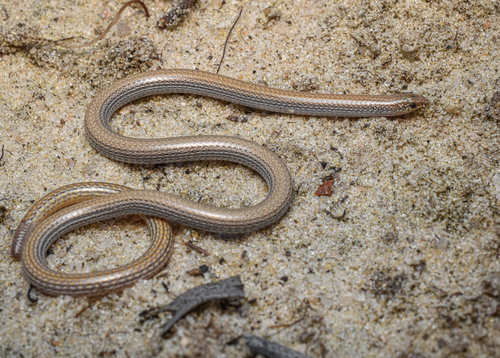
[244,333,312,358]
[0,145,4,167]
[216,8,243,74]
[185,241,210,256]
[138,276,245,336]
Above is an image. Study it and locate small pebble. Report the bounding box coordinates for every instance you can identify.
[446,105,460,114]
[180,337,190,348]
[186,268,203,276]
[263,6,281,20]
[315,180,333,196]
[116,22,131,37]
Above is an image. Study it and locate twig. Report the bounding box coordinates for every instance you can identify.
[0,145,5,167]
[75,304,91,318]
[139,276,245,337]
[56,0,150,49]
[216,8,243,74]
[349,34,366,47]
[268,315,304,329]
[185,241,210,256]
[244,333,312,358]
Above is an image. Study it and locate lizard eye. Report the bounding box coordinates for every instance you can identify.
[409,103,417,109]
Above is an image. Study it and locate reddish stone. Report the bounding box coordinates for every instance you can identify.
[315,180,333,196]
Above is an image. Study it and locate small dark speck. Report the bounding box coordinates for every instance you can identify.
[320,162,327,169]
[219,258,225,264]
[199,265,209,274]
[27,286,38,303]
[280,276,288,282]
[162,282,169,292]
[185,169,190,174]
[226,336,242,346]
[0,205,7,223]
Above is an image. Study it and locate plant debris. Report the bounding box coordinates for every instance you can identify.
[184,241,210,256]
[157,0,197,30]
[139,276,245,337]
[314,180,333,196]
[244,333,311,358]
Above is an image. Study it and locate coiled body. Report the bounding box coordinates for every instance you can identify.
[15,69,427,296]
[17,183,174,296]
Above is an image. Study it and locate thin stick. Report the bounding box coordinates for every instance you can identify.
[184,241,210,256]
[268,315,304,329]
[56,0,149,49]
[0,145,4,167]
[216,7,243,74]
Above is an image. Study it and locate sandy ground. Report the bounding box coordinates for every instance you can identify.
[1,0,500,357]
